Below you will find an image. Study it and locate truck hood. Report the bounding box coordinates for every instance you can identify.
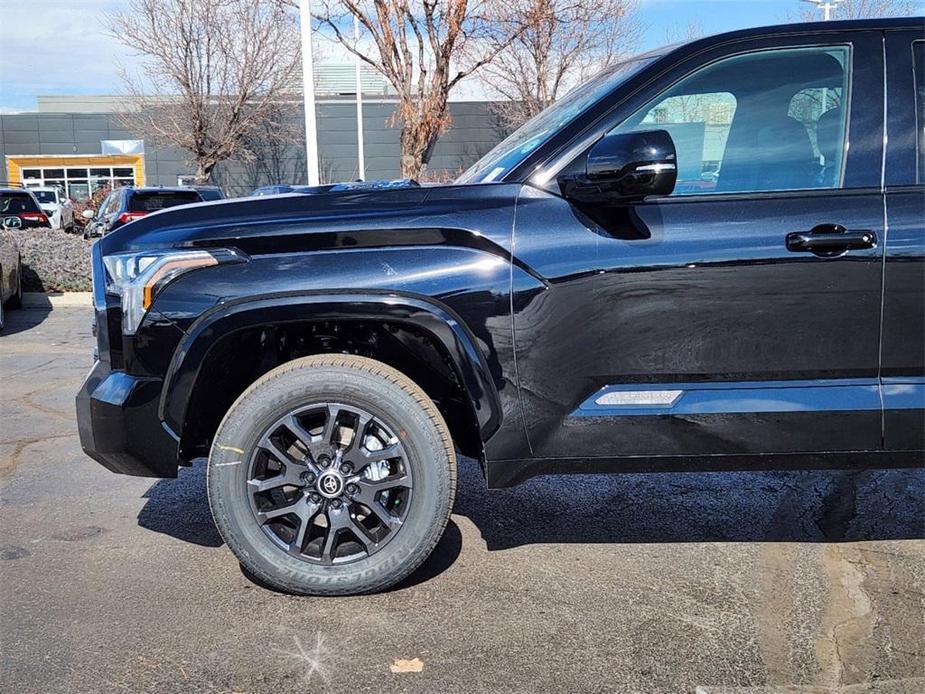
[97,181,523,257]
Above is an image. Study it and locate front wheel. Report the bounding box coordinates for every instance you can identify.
[207,355,457,595]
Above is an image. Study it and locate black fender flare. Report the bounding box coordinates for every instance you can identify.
[159,290,502,448]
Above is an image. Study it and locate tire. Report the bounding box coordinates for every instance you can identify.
[6,257,22,310]
[207,354,457,596]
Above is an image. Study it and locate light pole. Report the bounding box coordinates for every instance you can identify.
[299,0,321,185]
[354,15,366,181]
[800,0,842,21]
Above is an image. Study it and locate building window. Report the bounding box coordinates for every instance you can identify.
[20,165,137,202]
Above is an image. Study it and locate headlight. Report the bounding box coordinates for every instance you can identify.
[102,248,245,334]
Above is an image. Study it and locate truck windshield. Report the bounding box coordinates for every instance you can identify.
[456,52,660,184]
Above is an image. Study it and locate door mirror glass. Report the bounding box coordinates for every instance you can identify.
[558,130,677,204]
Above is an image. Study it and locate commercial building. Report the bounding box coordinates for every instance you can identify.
[1,66,503,198]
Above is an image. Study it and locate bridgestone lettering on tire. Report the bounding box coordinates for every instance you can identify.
[207,355,457,596]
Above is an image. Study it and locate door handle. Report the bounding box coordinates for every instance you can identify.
[786,226,877,254]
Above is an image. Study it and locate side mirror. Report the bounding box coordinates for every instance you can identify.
[82,209,95,220]
[558,129,677,204]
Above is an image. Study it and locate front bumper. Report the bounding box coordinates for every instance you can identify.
[76,360,180,477]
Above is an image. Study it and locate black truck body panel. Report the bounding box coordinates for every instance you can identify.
[77,18,925,484]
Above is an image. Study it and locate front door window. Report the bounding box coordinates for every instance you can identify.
[610,46,851,195]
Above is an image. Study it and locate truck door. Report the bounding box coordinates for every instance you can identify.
[512,30,887,460]
[881,32,925,451]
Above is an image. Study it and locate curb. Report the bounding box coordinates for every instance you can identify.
[22,292,93,309]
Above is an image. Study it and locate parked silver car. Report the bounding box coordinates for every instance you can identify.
[0,218,24,330]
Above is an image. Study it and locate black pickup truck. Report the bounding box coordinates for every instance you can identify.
[77,18,925,595]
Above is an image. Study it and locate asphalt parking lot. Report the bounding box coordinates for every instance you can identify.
[1,306,923,693]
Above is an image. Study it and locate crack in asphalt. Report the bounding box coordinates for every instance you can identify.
[12,381,76,421]
[0,433,73,481]
[817,544,876,689]
[1,357,56,379]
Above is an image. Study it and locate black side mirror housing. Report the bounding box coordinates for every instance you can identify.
[558,129,677,204]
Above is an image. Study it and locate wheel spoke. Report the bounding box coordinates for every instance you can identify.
[318,404,340,446]
[283,414,315,446]
[258,434,301,467]
[354,473,409,503]
[353,480,405,530]
[257,496,307,523]
[320,505,351,564]
[359,441,403,462]
[287,500,322,555]
[327,504,352,531]
[282,416,322,470]
[363,499,402,531]
[342,412,372,454]
[347,513,375,549]
[320,528,338,564]
[247,462,309,493]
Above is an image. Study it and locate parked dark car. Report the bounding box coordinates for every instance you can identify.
[0,188,50,228]
[77,19,925,596]
[82,186,204,238]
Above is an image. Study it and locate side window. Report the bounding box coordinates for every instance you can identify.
[913,41,924,183]
[104,193,120,216]
[637,92,736,192]
[611,46,851,195]
[99,194,115,218]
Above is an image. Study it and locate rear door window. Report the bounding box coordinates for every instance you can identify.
[0,192,41,214]
[129,191,201,212]
[33,190,58,205]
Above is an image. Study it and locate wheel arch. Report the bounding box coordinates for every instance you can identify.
[161,291,501,464]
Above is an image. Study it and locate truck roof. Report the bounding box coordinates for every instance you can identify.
[671,17,923,56]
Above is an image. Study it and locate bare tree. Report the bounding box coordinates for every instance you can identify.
[664,19,702,45]
[107,0,302,183]
[238,101,307,189]
[794,0,919,20]
[307,0,527,179]
[480,0,638,130]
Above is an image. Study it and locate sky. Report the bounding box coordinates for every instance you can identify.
[0,0,900,112]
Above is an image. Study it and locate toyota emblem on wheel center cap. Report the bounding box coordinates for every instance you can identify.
[317,471,344,499]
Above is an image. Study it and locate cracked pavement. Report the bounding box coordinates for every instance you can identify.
[1,307,923,693]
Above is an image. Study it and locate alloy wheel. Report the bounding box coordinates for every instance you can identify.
[246,403,412,565]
